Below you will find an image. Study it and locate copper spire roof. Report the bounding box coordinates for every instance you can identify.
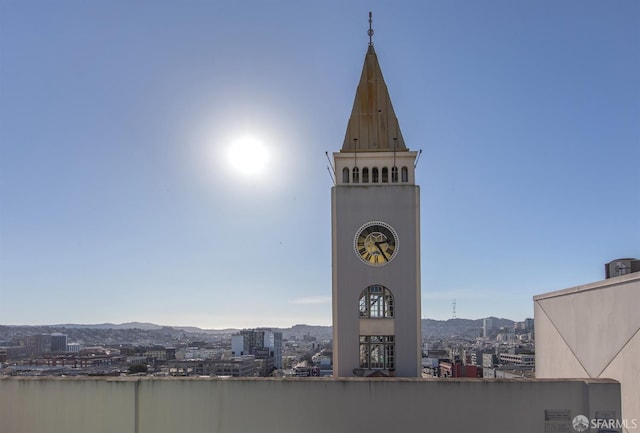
[341,41,407,153]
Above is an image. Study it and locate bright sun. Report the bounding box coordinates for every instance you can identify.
[227,136,269,176]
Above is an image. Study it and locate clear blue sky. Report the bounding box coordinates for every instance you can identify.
[1,1,638,328]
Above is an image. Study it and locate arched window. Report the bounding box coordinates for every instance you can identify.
[352,167,359,183]
[391,166,398,183]
[342,167,350,183]
[372,167,379,183]
[359,285,394,318]
[362,167,369,183]
[401,166,408,182]
[382,167,388,183]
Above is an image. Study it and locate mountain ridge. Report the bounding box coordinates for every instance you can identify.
[40,317,519,332]
[1,317,523,341]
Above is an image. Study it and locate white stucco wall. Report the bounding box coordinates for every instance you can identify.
[535,272,640,432]
[332,184,421,377]
[0,377,621,433]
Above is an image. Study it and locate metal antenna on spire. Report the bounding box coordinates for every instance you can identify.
[368,12,374,47]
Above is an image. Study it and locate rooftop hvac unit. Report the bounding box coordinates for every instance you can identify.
[605,258,640,279]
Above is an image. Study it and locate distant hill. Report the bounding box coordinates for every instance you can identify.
[0,317,519,345]
[276,324,333,340]
[52,322,163,330]
[421,317,515,339]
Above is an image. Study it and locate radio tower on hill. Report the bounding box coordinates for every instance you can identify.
[452,299,457,319]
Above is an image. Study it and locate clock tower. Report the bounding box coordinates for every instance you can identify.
[331,15,421,378]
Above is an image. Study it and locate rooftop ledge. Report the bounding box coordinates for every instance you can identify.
[0,376,620,384]
[533,271,640,301]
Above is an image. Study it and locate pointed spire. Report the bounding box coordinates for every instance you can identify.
[341,13,407,153]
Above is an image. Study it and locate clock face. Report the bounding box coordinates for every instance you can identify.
[354,221,399,266]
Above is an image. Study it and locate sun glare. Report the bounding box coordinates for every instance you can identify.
[228,136,269,176]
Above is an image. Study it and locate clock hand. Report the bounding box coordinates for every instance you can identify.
[375,243,388,261]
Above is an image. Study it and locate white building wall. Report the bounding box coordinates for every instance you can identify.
[535,272,640,432]
[231,335,243,356]
[332,183,421,377]
[66,343,80,353]
[262,331,272,349]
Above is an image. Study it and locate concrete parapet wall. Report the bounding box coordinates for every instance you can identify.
[0,377,620,433]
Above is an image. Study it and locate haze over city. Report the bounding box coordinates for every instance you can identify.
[1,1,638,329]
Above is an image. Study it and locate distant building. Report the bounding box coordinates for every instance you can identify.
[482,318,494,338]
[498,353,534,366]
[168,356,257,377]
[30,352,126,369]
[1,346,29,360]
[524,318,534,332]
[484,366,535,379]
[26,334,71,356]
[182,347,221,360]
[482,353,498,369]
[426,349,449,359]
[290,363,322,377]
[439,360,482,378]
[66,343,81,353]
[143,346,175,362]
[470,349,494,366]
[253,354,274,377]
[25,334,51,357]
[231,329,282,370]
[50,334,67,353]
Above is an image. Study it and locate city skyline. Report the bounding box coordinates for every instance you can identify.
[1,1,639,328]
